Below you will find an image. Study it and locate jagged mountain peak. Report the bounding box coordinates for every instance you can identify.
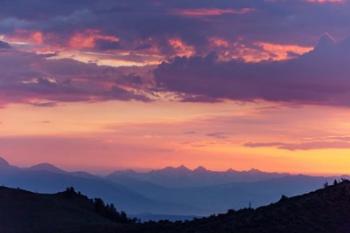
[158,165,191,173]
[29,163,64,173]
[193,166,208,173]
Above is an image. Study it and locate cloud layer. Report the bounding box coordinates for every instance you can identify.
[0,42,150,106]
[1,0,349,55]
[155,34,350,106]
[1,0,350,107]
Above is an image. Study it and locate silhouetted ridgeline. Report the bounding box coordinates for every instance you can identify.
[2,180,350,233]
[62,187,134,224]
[123,179,350,233]
[0,186,134,233]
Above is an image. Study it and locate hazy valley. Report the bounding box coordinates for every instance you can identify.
[0,157,342,220]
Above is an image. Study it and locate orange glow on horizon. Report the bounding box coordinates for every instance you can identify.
[2,101,350,175]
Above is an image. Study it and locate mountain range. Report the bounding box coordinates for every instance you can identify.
[0,157,343,219]
[2,180,350,233]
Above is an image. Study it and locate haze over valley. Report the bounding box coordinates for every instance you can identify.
[0,156,342,220]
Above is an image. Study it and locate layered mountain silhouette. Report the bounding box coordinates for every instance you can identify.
[107,166,289,187]
[0,157,342,218]
[2,180,350,233]
[106,166,338,215]
[0,157,196,215]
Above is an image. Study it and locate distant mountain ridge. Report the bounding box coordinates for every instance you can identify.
[0,156,344,218]
[0,157,10,167]
[29,163,65,173]
[0,157,198,216]
[106,165,338,214]
[107,165,290,188]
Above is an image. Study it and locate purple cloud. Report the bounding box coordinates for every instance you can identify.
[1,0,349,56]
[0,43,150,106]
[155,34,350,106]
[1,1,350,107]
[0,41,11,49]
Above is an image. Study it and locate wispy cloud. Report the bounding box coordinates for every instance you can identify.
[245,135,350,150]
[172,8,254,17]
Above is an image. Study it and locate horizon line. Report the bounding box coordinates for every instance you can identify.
[1,155,348,177]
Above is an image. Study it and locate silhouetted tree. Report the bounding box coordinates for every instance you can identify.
[92,198,134,223]
[280,195,288,201]
[324,182,329,188]
[61,187,78,198]
[93,198,106,213]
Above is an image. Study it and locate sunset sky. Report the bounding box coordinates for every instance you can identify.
[1,0,350,174]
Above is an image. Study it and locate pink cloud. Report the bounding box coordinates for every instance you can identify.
[68,29,119,50]
[168,38,195,57]
[5,30,44,45]
[207,37,313,63]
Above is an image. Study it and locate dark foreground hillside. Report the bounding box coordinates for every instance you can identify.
[126,180,350,233]
[0,186,133,233]
[2,180,350,233]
